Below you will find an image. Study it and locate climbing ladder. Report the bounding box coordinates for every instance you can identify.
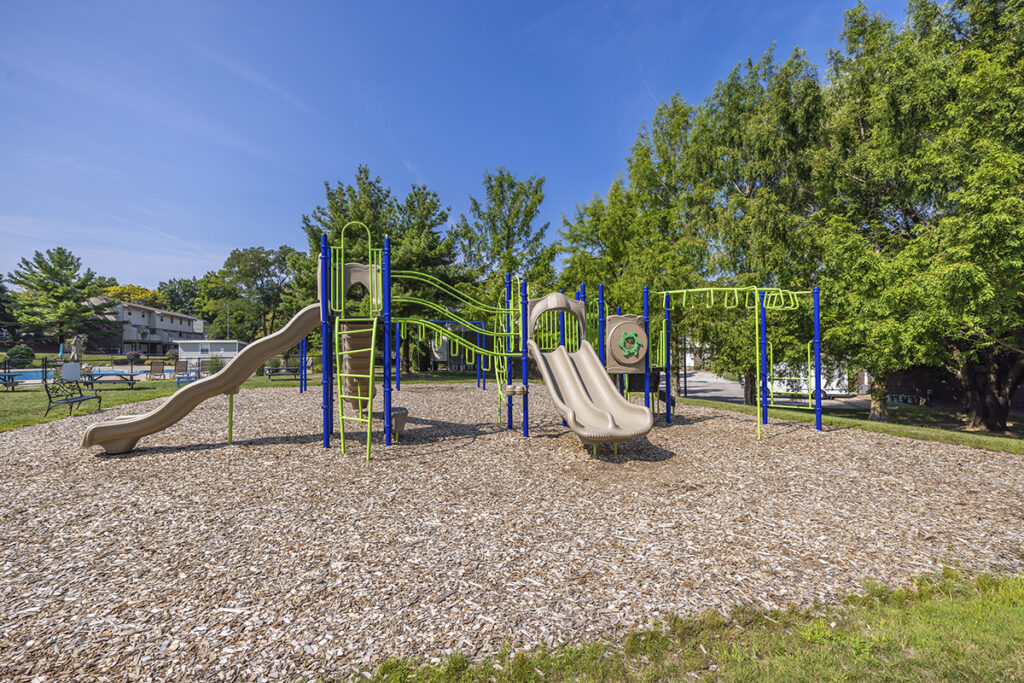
[334,317,378,460]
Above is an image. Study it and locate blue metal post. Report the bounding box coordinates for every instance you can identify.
[643,286,650,408]
[383,236,392,446]
[520,278,528,438]
[320,234,330,448]
[664,293,672,423]
[521,279,529,438]
[506,273,513,431]
[616,305,625,395]
[299,337,306,393]
[814,286,822,431]
[598,284,606,364]
[759,291,769,425]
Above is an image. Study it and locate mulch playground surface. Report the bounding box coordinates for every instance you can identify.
[1,383,1022,679]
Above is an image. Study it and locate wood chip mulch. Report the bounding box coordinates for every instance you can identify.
[1,382,1022,680]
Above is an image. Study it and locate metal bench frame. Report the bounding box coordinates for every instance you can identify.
[43,377,102,417]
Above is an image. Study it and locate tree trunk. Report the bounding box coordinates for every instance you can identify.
[401,337,412,374]
[868,371,889,421]
[743,370,757,405]
[956,350,1023,432]
[670,338,683,398]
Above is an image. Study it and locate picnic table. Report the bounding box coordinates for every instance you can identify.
[0,371,22,391]
[81,371,147,390]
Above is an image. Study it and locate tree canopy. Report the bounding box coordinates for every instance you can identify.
[453,167,556,302]
[157,278,202,317]
[103,284,168,309]
[6,247,120,342]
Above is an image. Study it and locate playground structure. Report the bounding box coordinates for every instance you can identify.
[653,286,824,439]
[80,221,823,456]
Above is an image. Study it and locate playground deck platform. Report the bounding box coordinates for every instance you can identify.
[1,383,1021,679]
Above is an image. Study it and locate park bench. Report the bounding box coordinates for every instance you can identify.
[43,376,101,417]
[264,366,301,380]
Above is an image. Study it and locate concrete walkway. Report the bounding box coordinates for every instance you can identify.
[672,370,870,410]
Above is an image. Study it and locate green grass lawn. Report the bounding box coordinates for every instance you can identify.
[0,376,299,432]
[365,570,1024,681]
[675,397,1024,455]
[0,372,480,433]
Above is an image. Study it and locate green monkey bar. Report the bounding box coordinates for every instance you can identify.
[651,285,823,439]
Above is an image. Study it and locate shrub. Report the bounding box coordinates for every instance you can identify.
[126,350,143,364]
[7,344,34,368]
[207,354,226,375]
[166,348,178,361]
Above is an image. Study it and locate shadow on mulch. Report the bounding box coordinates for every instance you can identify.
[588,438,675,464]
[93,432,326,459]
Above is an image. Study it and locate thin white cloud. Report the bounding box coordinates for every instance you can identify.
[0,50,270,161]
[0,182,196,248]
[196,46,320,118]
[21,151,119,177]
[0,214,224,288]
[636,57,659,106]
[402,158,425,185]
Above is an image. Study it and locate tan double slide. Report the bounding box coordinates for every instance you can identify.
[526,292,654,445]
[81,303,323,455]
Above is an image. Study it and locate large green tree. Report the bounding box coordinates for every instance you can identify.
[558,177,647,308]
[896,0,1024,430]
[157,277,202,317]
[6,247,120,343]
[453,167,556,304]
[390,185,465,370]
[0,278,17,335]
[193,270,248,340]
[815,4,944,420]
[687,47,824,403]
[219,246,296,339]
[291,166,400,306]
[291,168,463,316]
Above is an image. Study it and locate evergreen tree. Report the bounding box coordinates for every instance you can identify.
[6,247,120,343]
[453,167,556,303]
[0,278,17,335]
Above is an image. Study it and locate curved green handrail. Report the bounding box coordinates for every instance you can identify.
[392,296,517,340]
[392,270,515,315]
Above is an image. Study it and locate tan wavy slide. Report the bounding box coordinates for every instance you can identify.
[528,339,654,445]
[82,303,322,455]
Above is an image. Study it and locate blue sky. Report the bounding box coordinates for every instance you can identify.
[0,0,907,289]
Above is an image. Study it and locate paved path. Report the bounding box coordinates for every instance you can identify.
[673,371,871,410]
